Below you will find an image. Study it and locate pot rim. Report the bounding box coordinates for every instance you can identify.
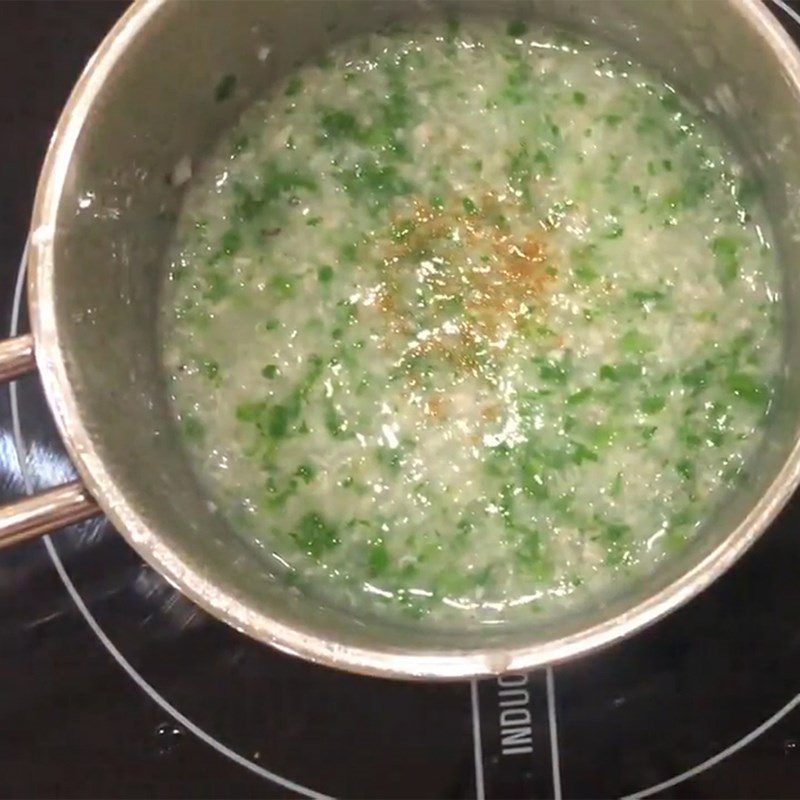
[25,0,800,679]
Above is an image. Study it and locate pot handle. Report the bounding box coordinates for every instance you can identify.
[0,334,100,548]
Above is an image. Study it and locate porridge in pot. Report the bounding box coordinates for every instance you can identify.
[162,19,781,624]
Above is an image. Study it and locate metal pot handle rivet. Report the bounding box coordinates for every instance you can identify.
[0,334,100,549]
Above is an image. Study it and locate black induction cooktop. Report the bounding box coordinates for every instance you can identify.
[2,2,800,798]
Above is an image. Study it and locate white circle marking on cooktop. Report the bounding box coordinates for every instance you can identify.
[622,691,800,799]
[470,679,486,800]
[547,666,563,800]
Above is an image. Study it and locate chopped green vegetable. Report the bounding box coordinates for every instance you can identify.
[567,387,593,405]
[339,161,414,211]
[270,274,296,299]
[285,75,304,97]
[200,359,220,381]
[321,108,361,140]
[292,512,339,559]
[214,73,237,102]
[640,394,666,414]
[366,539,390,577]
[570,441,598,465]
[539,357,570,384]
[296,463,316,483]
[599,363,644,382]
[660,91,683,114]
[262,364,279,379]
[219,228,241,256]
[619,330,653,355]
[711,236,739,286]
[182,414,205,442]
[727,372,768,407]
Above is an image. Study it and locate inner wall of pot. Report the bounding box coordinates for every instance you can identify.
[44,0,800,653]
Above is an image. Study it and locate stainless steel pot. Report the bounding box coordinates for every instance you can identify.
[2,0,800,679]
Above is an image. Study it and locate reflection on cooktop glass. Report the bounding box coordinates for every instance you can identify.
[1,1,799,798]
